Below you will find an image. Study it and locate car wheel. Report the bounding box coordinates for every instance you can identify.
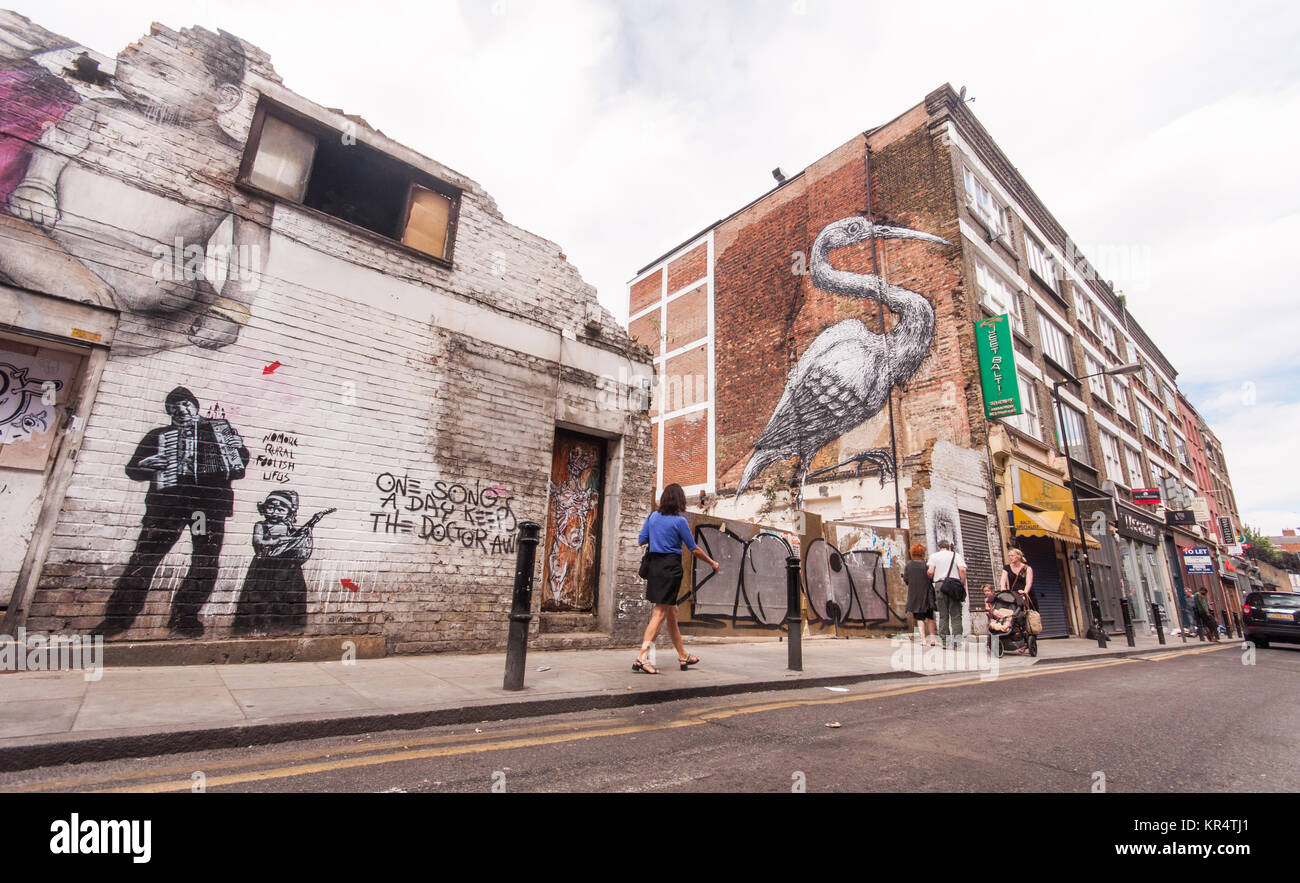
[1251,636,1270,649]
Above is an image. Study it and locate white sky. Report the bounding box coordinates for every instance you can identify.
[27,0,1300,535]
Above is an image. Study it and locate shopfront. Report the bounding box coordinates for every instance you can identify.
[1007,468,1100,638]
[1115,504,1179,636]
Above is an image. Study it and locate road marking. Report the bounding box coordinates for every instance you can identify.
[81,655,1145,793]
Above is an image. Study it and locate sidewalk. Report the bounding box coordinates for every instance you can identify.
[0,632,1225,772]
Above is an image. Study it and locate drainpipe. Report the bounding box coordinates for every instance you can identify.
[863,137,903,530]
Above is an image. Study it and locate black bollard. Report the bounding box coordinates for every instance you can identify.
[1151,602,1166,645]
[503,522,542,692]
[1119,598,1136,647]
[786,555,802,672]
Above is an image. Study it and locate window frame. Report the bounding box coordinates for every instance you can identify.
[1056,401,1092,466]
[963,167,1008,239]
[1038,312,1074,373]
[1125,446,1145,489]
[1100,430,1124,486]
[1024,232,1060,293]
[237,98,463,267]
[975,259,1023,333]
[1004,371,1042,441]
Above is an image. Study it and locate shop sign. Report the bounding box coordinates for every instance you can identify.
[976,315,1022,419]
[1132,488,1162,505]
[1166,510,1197,527]
[1116,507,1162,544]
[1189,497,1211,522]
[1018,469,1072,511]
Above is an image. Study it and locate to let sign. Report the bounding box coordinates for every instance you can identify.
[1183,547,1214,574]
[976,315,1022,419]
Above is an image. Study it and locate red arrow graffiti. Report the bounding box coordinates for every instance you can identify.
[341,578,360,592]
[262,361,283,375]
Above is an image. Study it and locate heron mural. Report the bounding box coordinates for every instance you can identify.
[737,217,950,504]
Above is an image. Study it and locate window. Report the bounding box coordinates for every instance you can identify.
[1025,233,1059,292]
[240,101,460,262]
[1173,431,1191,469]
[1125,447,1145,489]
[1076,292,1095,328]
[1097,317,1118,354]
[1154,417,1170,451]
[1112,376,1132,422]
[963,168,1007,237]
[1163,383,1178,413]
[1004,372,1041,440]
[1085,354,1108,402]
[1137,401,1155,439]
[1100,431,1124,485]
[1056,402,1091,465]
[1038,312,1074,371]
[975,260,1022,333]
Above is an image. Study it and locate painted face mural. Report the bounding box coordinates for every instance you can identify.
[0,23,267,356]
[736,217,950,504]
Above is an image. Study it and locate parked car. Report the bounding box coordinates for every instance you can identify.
[1242,592,1300,648]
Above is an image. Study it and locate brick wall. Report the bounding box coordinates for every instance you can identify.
[3,13,653,652]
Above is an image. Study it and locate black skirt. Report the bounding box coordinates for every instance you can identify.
[645,552,685,605]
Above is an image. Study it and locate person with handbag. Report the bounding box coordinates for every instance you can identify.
[633,484,720,674]
[1000,548,1035,607]
[926,539,967,649]
[904,543,938,646]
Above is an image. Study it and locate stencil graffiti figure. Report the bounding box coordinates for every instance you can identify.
[232,490,335,635]
[96,386,249,638]
[737,218,950,505]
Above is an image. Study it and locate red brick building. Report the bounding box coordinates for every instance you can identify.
[629,94,1005,635]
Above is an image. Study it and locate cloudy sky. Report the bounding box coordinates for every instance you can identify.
[31,0,1300,534]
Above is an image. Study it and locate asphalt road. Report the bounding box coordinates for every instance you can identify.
[4,643,1295,793]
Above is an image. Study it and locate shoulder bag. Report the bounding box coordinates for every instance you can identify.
[638,513,653,580]
[939,552,966,604]
[1011,566,1042,635]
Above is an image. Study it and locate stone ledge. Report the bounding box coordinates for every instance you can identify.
[100,635,387,667]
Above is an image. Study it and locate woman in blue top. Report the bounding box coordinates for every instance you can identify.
[634,483,719,674]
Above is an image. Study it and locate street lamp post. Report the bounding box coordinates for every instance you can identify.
[1051,362,1143,649]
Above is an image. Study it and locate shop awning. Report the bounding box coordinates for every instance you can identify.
[1011,505,1102,549]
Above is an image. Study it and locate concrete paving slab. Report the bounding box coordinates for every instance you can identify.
[216,662,346,689]
[72,687,244,731]
[0,672,90,701]
[232,684,378,721]
[0,698,83,738]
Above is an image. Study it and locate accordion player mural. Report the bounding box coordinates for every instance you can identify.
[97,386,250,638]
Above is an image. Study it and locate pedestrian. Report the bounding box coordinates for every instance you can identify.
[904,543,937,646]
[1000,547,1035,608]
[926,539,967,649]
[1195,587,1220,643]
[634,484,720,674]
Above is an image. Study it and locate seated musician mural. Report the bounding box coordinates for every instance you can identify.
[97,386,249,638]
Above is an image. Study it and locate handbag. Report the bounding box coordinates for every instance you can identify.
[638,512,654,580]
[939,552,966,603]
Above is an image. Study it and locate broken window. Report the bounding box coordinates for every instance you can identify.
[239,101,459,262]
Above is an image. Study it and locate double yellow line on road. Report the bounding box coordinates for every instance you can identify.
[19,646,1231,793]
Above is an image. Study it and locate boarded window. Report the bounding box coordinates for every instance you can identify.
[402,186,453,260]
[245,114,316,202]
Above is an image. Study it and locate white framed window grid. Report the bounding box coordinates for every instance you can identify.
[1038,312,1074,371]
[975,260,1023,333]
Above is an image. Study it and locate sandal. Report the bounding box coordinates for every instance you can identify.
[678,654,701,671]
[632,658,659,675]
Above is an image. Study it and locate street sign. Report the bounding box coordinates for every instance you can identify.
[1183,547,1214,574]
[1132,489,1162,505]
[975,315,1022,419]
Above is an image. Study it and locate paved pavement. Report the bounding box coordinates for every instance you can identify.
[0,630,1225,772]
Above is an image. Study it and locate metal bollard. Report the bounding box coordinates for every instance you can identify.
[1151,602,1166,645]
[786,555,802,672]
[502,522,542,692]
[1119,598,1136,647]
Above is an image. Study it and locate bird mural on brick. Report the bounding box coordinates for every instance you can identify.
[737,217,951,505]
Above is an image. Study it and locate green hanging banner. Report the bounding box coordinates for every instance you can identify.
[976,314,1022,419]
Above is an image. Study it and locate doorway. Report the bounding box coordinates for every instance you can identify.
[541,429,607,613]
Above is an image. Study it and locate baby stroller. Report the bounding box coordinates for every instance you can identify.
[986,590,1037,657]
